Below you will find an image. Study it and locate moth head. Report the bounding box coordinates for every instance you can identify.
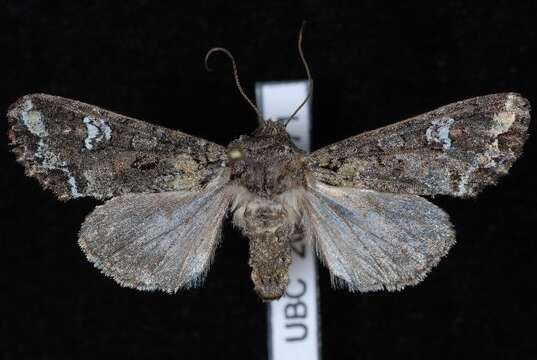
[255,119,292,137]
[226,123,298,164]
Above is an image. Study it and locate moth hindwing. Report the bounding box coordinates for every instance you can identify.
[8,92,530,299]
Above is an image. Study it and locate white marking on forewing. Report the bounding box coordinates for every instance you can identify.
[426,117,455,151]
[21,99,48,137]
[491,111,516,136]
[36,140,82,198]
[83,116,112,149]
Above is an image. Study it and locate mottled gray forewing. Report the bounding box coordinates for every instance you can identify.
[79,171,234,292]
[306,93,530,197]
[303,180,455,292]
[8,94,226,200]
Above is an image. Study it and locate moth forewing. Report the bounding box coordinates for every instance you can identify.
[78,169,234,293]
[8,94,226,201]
[305,93,530,198]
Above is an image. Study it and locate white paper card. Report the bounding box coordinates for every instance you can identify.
[255,80,320,360]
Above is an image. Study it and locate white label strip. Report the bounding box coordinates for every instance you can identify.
[255,80,320,360]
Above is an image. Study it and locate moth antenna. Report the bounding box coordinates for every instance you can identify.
[205,47,263,121]
[284,21,314,127]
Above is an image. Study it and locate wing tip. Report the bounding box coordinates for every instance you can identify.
[452,92,530,198]
[7,93,57,118]
[501,93,531,129]
[7,95,78,202]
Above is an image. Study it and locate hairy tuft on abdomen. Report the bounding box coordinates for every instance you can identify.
[232,190,304,300]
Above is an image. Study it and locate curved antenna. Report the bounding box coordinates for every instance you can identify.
[284,21,314,126]
[205,47,263,121]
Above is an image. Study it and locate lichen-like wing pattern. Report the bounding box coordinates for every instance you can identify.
[306,93,530,197]
[8,94,226,200]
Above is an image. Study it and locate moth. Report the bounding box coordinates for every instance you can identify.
[7,90,530,299]
[7,35,531,300]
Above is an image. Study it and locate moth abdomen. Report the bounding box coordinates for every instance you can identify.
[248,231,292,300]
[231,189,305,300]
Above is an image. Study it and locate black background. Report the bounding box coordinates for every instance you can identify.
[3,1,537,359]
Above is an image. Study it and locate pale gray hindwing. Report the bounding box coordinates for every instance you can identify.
[303,180,455,292]
[79,171,234,292]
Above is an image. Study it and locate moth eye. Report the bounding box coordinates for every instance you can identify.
[228,148,243,160]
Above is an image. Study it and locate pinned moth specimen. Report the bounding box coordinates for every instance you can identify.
[7,32,530,300]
